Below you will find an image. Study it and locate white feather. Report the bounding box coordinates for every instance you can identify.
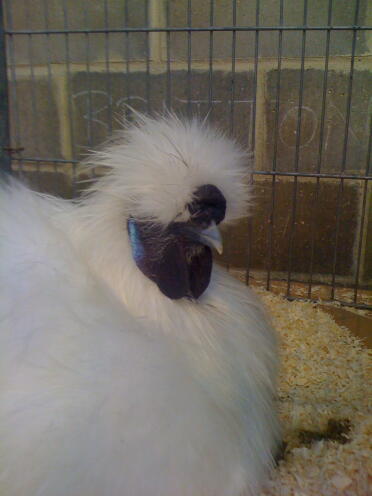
[0,115,280,496]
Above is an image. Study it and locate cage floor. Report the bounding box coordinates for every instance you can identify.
[253,289,371,496]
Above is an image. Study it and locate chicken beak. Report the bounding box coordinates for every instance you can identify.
[199,221,223,255]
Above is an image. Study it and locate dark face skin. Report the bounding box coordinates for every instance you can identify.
[127,184,226,300]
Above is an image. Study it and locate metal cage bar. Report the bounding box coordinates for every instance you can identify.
[286,0,308,298]
[61,0,77,191]
[207,0,214,115]
[330,0,361,301]
[308,0,334,299]
[2,0,23,173]
[266,0,284,292]
[103,0,113,134]
[186,0,192,118]
[8,157,372,181]
[5,26,371,35]
[0,0,11,174]
[244,0,260,286]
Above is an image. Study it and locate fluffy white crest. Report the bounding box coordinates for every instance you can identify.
[82,113,251,225]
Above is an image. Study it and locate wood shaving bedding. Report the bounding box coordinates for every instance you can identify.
[254,290,371,496]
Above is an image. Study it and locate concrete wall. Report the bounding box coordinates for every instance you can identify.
[4,0,372,288]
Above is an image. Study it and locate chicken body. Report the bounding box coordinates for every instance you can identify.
[0,116,280,496]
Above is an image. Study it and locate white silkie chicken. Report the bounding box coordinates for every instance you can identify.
[0,114,280,496]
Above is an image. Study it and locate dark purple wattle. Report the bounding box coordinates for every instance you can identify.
[127,219,212,300]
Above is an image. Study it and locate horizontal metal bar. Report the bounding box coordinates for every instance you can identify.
[4,25,372,35]
[285,295,372,311]
[11,158,372,180]
[253,170,372,180]
[12,157,78,164]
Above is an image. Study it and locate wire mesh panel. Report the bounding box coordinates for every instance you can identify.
[1,0,372,309]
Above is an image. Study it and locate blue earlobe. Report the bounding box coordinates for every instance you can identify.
[128,218,145,263]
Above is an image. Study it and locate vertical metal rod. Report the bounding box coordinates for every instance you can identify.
[42,0,57,173]
[0,0,11,173]
[229,0,236,135]
[250,0,260,158]
[4,1,23,173]
[145,0,151,113]
[165,1,171,109]
[224,0,237,273]
[62,0,76,193]
[207,0,214,114]
[330,0,360,300]
[330,178,344,298]
[266,0,284,290]
[308,0,333,298]
[124,0,131,118]
[186,0,192,118]
[103,0,113,134]
[286,0,308,297]
[83,0,92,148]
[25,0,41,182]
[245,0,260,286]
[353,115,371,303]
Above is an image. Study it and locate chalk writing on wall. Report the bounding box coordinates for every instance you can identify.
[72,90,370,153]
